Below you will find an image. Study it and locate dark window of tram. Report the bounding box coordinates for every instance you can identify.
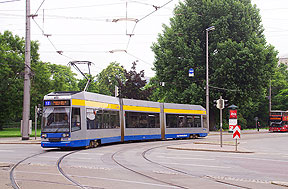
[86,108,119,129]
[194,116,201,127]
[71,108,81,132]
[126,112,160,128]
[166,114,201,128]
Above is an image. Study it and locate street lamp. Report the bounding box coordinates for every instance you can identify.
[206,26,215,131]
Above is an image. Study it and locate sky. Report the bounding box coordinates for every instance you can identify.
[1,0,288,78]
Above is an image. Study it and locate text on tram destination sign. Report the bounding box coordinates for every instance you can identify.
[44,100,70,106]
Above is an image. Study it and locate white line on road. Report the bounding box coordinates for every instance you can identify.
[156,156,215,161]
[216,155,288,163]
[0,150,15,152]
[16,170,177,188]
[160,162,231,169]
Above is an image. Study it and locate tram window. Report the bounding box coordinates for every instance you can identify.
[103,111,110,129]
[139,114,148,128]
[178,116,186,127]
[87,108,119,129]
[166,114,202,128]
[126,112,160,128]
[71,108,81,132]
[110,111,120,129]
[166,114,178,128]
[86,109,95,129]
[194,116,201,127]
[127,112,139,128]
[187,116,194,127]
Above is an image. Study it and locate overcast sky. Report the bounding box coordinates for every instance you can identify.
[1,0,288,78]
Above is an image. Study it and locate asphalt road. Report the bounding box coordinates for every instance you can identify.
[0,132,288,188]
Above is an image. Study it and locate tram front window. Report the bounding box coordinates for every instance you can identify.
[42,107,70,133]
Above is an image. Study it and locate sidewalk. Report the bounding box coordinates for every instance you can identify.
[208,129,269,136]
[167,141,253,153]
[0,137,41,144]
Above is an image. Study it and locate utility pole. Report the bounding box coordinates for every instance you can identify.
[269,79,272,112]
[22,0,31,140]
[205,26,215,131]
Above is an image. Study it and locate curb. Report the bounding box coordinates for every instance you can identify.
[0,140,41,144]
[167,146,254,153]
[271,181,288,187]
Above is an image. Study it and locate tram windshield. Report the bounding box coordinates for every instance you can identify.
[270,122,282,127]
[42,107,70,133]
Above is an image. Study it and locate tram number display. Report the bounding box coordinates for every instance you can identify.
[44,100,70,106]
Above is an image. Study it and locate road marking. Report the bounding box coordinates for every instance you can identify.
[0,150,15,152]
[161,162,231,169]
[216,155,288,163]
[156,156,215,161]
[16,170,177,188]
[74,152,104,156]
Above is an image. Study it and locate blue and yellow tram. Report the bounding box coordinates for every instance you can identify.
[41,91,208,148]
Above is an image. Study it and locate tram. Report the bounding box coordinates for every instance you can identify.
[41,91,208,148]
[269,110,288,132]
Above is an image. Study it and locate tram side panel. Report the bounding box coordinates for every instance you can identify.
[164,103,208,139]
[123,99,162,141]
[81,92,122,145]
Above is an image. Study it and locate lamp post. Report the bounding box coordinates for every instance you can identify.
[206,26,215,131]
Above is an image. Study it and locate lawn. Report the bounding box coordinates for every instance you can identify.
[0,127,41,137]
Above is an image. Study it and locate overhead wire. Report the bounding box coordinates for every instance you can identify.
[32,18,76,61]
[34,0,46,15]
[2,1,173,74]
[125,0,174,51]
[0,0,19,3]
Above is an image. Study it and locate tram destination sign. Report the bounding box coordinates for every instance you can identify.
[44,100,70,106]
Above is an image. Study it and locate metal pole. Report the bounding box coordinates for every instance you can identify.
[35,106,37,140]
[235,138,238,152]
[269,79,272,112]
[22,0,31,140]
[206,29,210,131]
[220,96,223,147]
[205,26,215,131]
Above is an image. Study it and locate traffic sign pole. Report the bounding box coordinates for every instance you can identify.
[232,125,241,151]
[219,96,223,147]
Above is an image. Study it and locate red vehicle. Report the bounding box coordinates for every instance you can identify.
[269,110,288,132]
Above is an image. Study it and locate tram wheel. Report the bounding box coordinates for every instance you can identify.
[89,140,99,148]
[189,134,198,139]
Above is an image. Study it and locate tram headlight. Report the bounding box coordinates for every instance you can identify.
[41,134,47,138]
[62,133,70,138]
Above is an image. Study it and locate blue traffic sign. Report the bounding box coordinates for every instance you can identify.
[189,68,194,77]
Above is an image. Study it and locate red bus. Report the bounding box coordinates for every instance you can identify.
[269,110,288,132]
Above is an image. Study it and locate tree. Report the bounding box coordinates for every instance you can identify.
[0,31,25,129]
[48,64,79,92]
[95,62,125,96]
[151,0,278,129]
[119,61,151,100]
[271,63,288,110]
[0,31,79,130]
[78,74,98,93]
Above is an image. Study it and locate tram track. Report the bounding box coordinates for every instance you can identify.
[9,139,278,189]
[9,151,51,189]
[9,148,94,189]
[56,149,88,189]
[141,144,253,189]
[110,140,200,189]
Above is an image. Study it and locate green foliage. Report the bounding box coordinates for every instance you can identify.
[0,127,41,137]
[0,31,26,129]
[94,62,125,96]
[119,62,151,100]
[151,0,278,129]
[0,31,79,129]
[271,63,288,111]
[48,64,79,91]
